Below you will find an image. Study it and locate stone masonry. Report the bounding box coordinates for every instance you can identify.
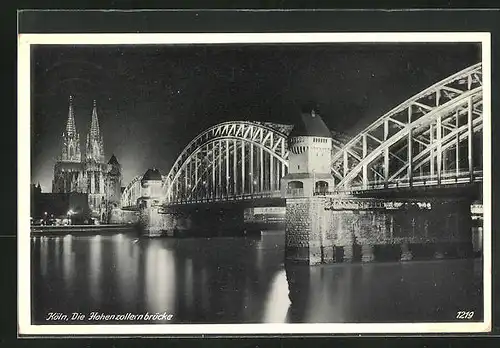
[285,195,474,264]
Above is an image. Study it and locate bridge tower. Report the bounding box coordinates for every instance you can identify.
[138,168,165,236]
[104,154,122,222]
[281,108,335,196]
[281,108,336,265]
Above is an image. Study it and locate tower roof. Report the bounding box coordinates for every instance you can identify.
[108,154,119,165]
[65,95,77,136]
[142,168,163,181]
[289,108,331,138]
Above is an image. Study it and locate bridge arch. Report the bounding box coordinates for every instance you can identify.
[162,121,290,203]
[332,63,483,190]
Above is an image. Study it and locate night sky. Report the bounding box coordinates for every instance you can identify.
[30,43,481,192]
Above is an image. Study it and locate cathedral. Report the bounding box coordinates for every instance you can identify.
[52,96,122,222]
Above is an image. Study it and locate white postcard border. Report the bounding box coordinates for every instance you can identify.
[18,32,492,335]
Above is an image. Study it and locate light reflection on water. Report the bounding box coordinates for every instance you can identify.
[144,241,176,318]
[89,235,102,307]
[263,269,290,323]
[62,235,74,293]
[31,230,483,324]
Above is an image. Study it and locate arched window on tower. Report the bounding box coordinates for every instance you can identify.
[315,180,329,195]
[287,181,303,197]
[288,181,303,189]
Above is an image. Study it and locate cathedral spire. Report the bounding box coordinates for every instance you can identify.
[86,99,105,163]
[66,95,77,136]
[90,99,101,139]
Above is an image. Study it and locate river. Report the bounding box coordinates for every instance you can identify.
[30,229,483,324]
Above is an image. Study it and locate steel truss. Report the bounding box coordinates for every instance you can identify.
[162,121,289,204]
[332,63,483,190]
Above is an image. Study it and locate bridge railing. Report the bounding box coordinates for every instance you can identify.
[313,170,483,196]
[127,169,483,207]
[165,190,283,205]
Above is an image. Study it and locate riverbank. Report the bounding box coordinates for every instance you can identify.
[30,223,137,235]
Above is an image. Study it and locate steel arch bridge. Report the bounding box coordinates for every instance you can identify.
[121,63,483,208]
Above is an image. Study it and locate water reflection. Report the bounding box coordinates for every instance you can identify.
[113,233,139,305]
[31,230,483,324]
[62,235,74,293]
[89,235,102,307]
[144,241,176,321]
[40,236,48,277]
[185,259,194,310]
[54,236,61,271]
[263,269,290,323]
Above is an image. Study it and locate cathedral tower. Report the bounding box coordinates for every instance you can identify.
[83,100,107,219]
[60,95,81,162]
[85,100,105,163]
[52,96,83,193]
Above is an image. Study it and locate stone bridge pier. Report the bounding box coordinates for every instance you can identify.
[138,200,283,237]
[285,195,474,265]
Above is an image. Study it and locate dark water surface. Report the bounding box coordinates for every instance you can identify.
[31,230,483,324]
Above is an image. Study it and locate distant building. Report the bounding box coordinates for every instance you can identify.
[31,182,42,196]
[51,96,122,222]
[31,184,91,224]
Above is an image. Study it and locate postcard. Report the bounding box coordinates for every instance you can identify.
[18,31,491,336]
